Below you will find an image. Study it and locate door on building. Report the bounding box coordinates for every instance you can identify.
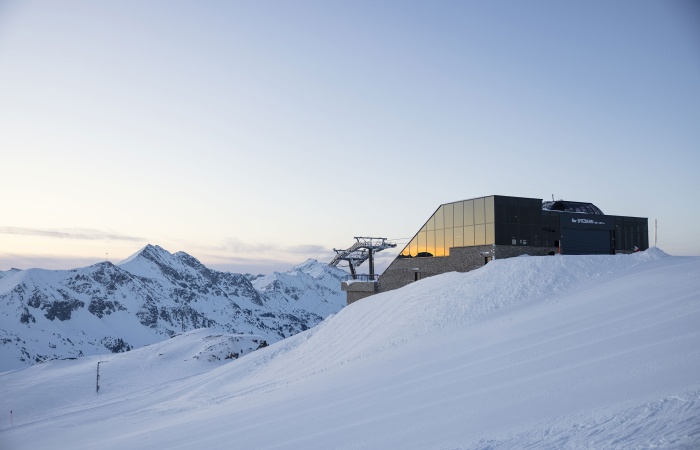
[561,228,614,255]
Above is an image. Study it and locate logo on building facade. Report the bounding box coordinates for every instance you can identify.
[571,218,605,225]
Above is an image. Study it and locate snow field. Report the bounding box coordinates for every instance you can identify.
[1,249,698,449]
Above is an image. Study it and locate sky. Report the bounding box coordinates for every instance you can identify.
[1,0,699,274]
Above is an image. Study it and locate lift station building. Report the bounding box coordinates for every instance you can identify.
[373,195,649,296]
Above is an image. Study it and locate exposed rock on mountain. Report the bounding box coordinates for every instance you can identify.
[0,245,347,371]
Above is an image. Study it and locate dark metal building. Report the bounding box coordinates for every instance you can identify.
[377,195,648,293]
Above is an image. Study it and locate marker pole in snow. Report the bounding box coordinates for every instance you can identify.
[96,360,107,393]
[10,410,12,426]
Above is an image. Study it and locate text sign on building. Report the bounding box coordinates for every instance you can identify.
[560,214,614,230]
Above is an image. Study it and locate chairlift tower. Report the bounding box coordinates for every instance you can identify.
[330,237,396,305]
[329,237,396,280]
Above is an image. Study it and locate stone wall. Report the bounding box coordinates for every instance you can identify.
[378,244,557,293]
[341,281,379,305]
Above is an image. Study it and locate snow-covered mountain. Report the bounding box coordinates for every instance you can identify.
[1,248,698,449]
[0,245,347,372]
[251,258,347,318]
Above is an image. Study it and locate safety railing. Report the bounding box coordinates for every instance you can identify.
[342,274,379,282]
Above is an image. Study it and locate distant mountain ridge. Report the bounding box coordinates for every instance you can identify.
[0,244,347,372]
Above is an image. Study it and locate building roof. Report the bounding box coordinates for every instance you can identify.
[542,200,604,215]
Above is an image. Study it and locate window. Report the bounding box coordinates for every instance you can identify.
[435,206,444,230]
[465,225,475,246]
[485,223,495,244]
[454,202,464,227]
[426,230,435,256]
[464,200,474,226]
[444,204,454,229]
[445,228,453,255]
[401,196,525,258]
[474,198,485,224]
[454,226,464,247]
[485,196,495,223]
[436,229,445,256]
[475,224,485,245]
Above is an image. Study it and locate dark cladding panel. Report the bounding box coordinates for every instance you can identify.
[494,196,507,223]
[520,224,534,245]
[495,222,508,245]
[506,197,519,223]
[507,223,518,245]
[540,212,559,247]
[614,217,625,251]
[519,199,532,224]
[614,216,649,251]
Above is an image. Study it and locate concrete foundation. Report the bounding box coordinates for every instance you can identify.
[341,281,379,305]
[377,245,557,293]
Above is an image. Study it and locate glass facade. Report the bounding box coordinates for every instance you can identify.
[398,195,647,259]
[399,196,496,258]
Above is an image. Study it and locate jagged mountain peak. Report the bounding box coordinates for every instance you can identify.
[0,245,347,371]
[119,244,173,265]
[117,244,203,282]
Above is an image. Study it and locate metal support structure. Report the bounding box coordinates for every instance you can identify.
[330,237,396,279]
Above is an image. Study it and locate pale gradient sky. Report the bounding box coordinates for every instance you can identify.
[1,0,699,274]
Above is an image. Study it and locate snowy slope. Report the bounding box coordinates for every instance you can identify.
[1,249,698,449]
[0,245,347,371]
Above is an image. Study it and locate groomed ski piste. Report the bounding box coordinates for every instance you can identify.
[1,248,699,449]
